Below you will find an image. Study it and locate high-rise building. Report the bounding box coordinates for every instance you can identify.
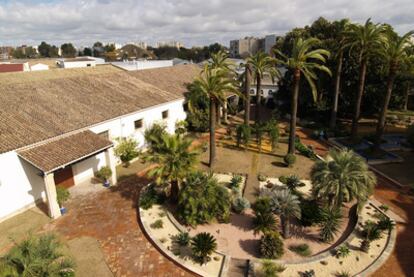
[155,41,183,49]
[229,34,278,58]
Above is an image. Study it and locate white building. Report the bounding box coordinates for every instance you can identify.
[30,63,49,71]
[112,60,173,71]
[155,41,183,49]
[0,64,200,222]
[57,58,96,68]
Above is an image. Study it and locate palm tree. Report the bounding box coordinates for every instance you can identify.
[243,63,253,125]
[330,19,350,129]
[268,189,301,238]
[360,221,383,252]
[311,149,376,209]
[191,232,217,265]
[373,30,414,151]
[253,212,278,235]
[247,52,280,122]
[319,208,342,242]
[274,38,331,154]
[142,133,200,201]
[191,65,238,167]
[0,234,75,277]
[344,19,387,141]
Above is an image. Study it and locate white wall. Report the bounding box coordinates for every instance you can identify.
[58,60,96,69]
[111,60,173,71]
[0,151,46,221]
[249,85,278,100]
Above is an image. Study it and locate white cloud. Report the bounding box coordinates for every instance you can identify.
[0,0,413,47]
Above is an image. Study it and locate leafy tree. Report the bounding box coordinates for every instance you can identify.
[61,43,77,58]
[49,46,60,57]
[311,149,376,209]
[274,38,331,155]
[178,171,230,225]
[236,123,251,148]
[144,122,167,152]
[190,63,237,167]
[319,208,342,242]
[191,232,217,265]
[38,41,51,57]
[373,29,414,150]
[253,122,266,152]
[267,120,280,152]
[268,189,301,238]
[82,47,92,56]
[344,19,388,141]
[114,137,139,166]
[247,52,280,122]
[142,133,199,202]
[0,234,75,277]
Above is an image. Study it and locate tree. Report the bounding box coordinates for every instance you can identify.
[274,38,331,154]
[244,63,252,125]
[142,133,200,201]
[82,47,92,56]
[61,43,77,58]
[38,41,52,57]
[0,234,75,276]
[360,221,383,252]
[260,231,284,259]
[114,137,139,166]
[190,64,237,167]
[311,149,376,209]
[319,208,342,242]
[191,232,217,265]
[247,52,280,122]
[373,30,414,151]
[268,189,301,238]
[344,19,387,141]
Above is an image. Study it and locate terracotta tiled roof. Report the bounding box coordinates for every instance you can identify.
[0,64,200,154]
[17,131,112,173]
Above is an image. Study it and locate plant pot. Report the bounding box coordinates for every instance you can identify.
[60,207,67,215]
[103,180,110,188]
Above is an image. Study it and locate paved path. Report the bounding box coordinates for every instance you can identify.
[46,174,196,277]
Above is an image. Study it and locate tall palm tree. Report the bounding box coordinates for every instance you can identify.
[0,234,75,277]
[247,52,280,122]
[191,65,238,167]
[311,149,376,209]
[268,189,301,238]
[274,38,331,154]
[373,30,414,151]
[243,63,252,125]
[344,19,387,141]
[330,19,350,129]
[142,133,200,201]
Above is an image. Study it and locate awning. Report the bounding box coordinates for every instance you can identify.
[18,131,113,174]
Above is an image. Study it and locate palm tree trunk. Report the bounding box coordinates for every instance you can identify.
[244,64,252,125]
[209,99,216,168]
[215,102,220,125]
[330,50,343,129]
[288,69,300,154]
[222,99,228,124]
[403,82,410,111]
[281,216,290,238]
[170,179,179,202]
[255,75,262,123]
[351,59,367,142]
[374,64,397,151]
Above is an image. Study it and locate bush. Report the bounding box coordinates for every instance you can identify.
[229,174,243,190]
[114,137,139,166]
[335,245,350,258]
[56,186,70,207]
[258,174,267,182]
[295,139,317,159]
[260,260,286,277]
[232,197,250,214]
[288,243,312,257]
[150,219,163,229]
[173,232,191,246]
[253,212,277,235]
[191,232,217,265]
[335,270,351,277]
[95,166,112,182]
[139,185,165,210]
[253,197,273,216]
[407,124,414,146]
[300,200,323,227]
[175,120,188,135]
[236,124,251,148]
[144,123,167,150]
[260,231,284,259]
[319,208,342,242]
[283,154,296,167]
[302,270,316,277]
[377,216,395,232]
[186,110,209,132]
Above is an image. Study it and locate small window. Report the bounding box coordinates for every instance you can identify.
[98,130,109,139]
[162,110,169,119]
[183,103,189,112]
[87,63,91,67]
[134,119,143,129]
[250,89,255,95]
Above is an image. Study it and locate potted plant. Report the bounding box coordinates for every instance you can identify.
[56,186,70,215]
[96,166,112,187]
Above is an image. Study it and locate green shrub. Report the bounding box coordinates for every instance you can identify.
[258,174,267,182]
[302,270,315,277]
[300,200,323,227]
[335,270,351,277]
[229,174,243,189]
[253,212,277,235]
[95,166,112,182]
[267,121,280,152]
[253,197,273,216]
[114,137,139,166]
[186,110,209,132]
[150,219,164,229]
[260,260,286,277]
[175,120,188,135]
[260,231,284,259]
[191,232,217,265]
[278,175,288,184]
[236,124,251,148]
[335,245,350,259]
[232,196,250,214]
[295,139,317,159]
[288,243,312,257]
[377,216,395,232]
[173,232,191,246]
[139,185,165,210]
[56,186,70,207]
[144,123,167,150]
[319,208,342,242]
[283,154,296,167]
[407,124,414,146]
[379,204,389,212]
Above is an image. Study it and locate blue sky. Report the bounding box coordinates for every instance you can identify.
[0,0,413,47]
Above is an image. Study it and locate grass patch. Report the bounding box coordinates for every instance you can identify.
[289,243,312,257]
[150,219,163,229]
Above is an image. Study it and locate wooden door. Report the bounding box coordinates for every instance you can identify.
[54,166,75,188]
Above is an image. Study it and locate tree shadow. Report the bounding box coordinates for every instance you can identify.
[238,239,261,258]
[271,161,287,167]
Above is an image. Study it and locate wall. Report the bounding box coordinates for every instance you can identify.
[60,61,96,69]
[111,60,173,71]
[249,85,278,100]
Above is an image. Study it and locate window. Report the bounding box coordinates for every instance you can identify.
[250,89,255,95]
[162,110,169,119]
[134,119,143,129]
[97,130,109,140]
[183,103,189,112]
[261,89,264,95]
